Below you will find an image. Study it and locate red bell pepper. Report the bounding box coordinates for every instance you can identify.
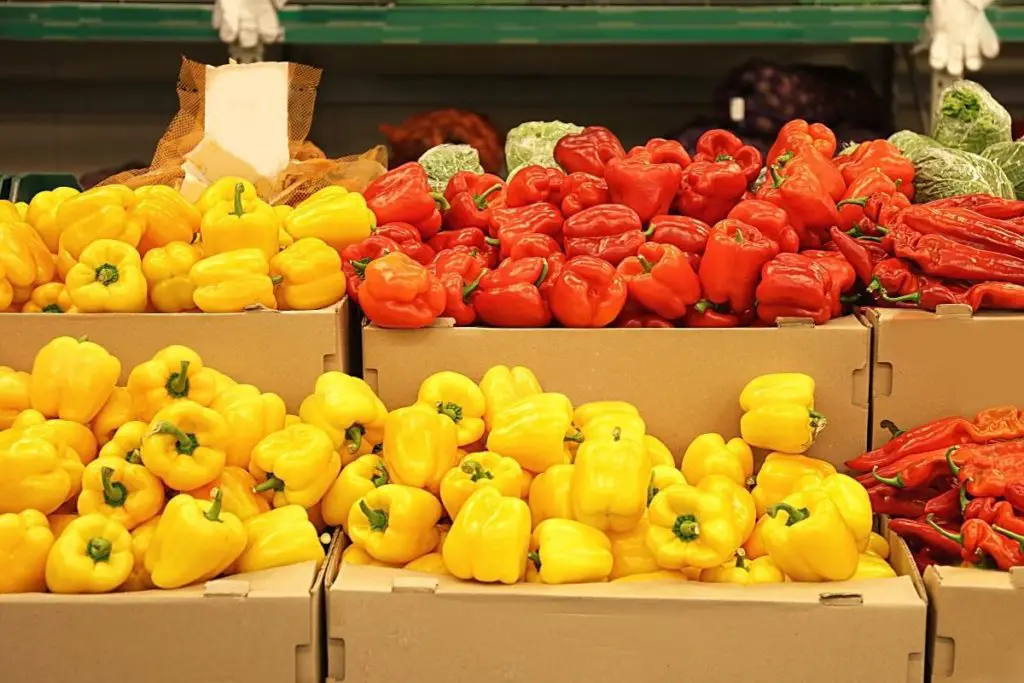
[358,252,446,329]
[432,245,491,275]
[506,233,562,260]
[766,120,837,166]
[802,250,857,317]
[560,172,609,218]
[442,171,505,232]
[616,243,701,319]
[754,253,834,326]
[834,140,915,199]
[775,146,846,202]
[836,169,901,231]
[430,247,487,326]
[647,215,710,269]
[626,138,692,170]
[473,255,563,328]
[563,205,648,266]
[505,166,566,208]
[677,160,748,226]
[547,255,627,328]
[726,199,800,253]
[757,165,839,248]
[488,203,564,260]
[604,157,682,224]
[684,300,747,328]
[615,310,675,328]
[698,220,779,314]
[553,126,626,178]
[693,130,762,183]
[341,235,400,303]
[363,162,447,239]
[373,222,436,266]
[427,227,498,267]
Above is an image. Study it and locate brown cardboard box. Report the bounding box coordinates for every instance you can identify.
[0,300,350,410]
[326,530,926,683]
[0,559,327,683]
[868,306,1024,448]
[926,565,1024,683]
[363,316,871,467]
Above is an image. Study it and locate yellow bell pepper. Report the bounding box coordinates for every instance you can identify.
[45,513,133,593]
[0,220,56,296]
[200,183,280,259]
[195,177,259,215]
[405,552,449,575]
[144,490,246,589]
[186,466,270,522]
[26,186,80,252]
[190,248,278,312]
[649,464,687,506]
[91,387,135,447]
[274,205,294,243]
[442,487,531,584]
[283,186,374,254]
[581,411,646,444]
[142,241,200,312]
[416,371,487,446]
[21,282,75,314]
[98,420,147,462]
[852,552,897,580]
[383,404,459,495]
[868,531,890,560]
[741,406,827,455]
[750,453,837,517]
[574,401,638,425]
[528,463,574,527]
[440,451,525,519]
[134,185,201,254]
[141,400,228,491]
[0,200,20,223]
[12,409,98,465]
[644,435,675,468]
[30,335,120,424]
[526,518,613,584]
[120,516,159,592]
[127,345,219,421]
[479,364,542,430]
[646,480,744,570]
[612,570,689,583]
[298,372,387,460]
[48,513,78,538]
[793,473,872,552]
[571,427,651,533]
[681,433,754,488]
[0,261,12,310]
[0,366,31,429]
[486,393,577,473]
[739,372,816,411]
[0,427,77,513]
[0,509,54,593]
[15,202,27,219]
[743,515,770,560]
[341,543,398,567]
[210,383,286,468]
[77,455,164,530]
[55,185,143,278]
[270,237,346,310]
[65,239,147,312]
[321,454,390,528]
[232,505,325,574]
[700,550,785,585]
[347,484,441,564]
[700,474,757,544]
[250,423,340,508]
[762,490,859,582]
[607,515,660,579]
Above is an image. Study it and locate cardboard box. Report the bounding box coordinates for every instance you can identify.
[868,306,1024,448]
[326,529,926,683]
[926,565,1024,683]
[0,300,350,410]
[0,559,327,683]
[363,316,871,467]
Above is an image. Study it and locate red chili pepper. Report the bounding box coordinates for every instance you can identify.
[373,222,437,266]
[928,194,1024,220]
[340,235,400,303]
[918,277,968,311]
[1005,482,1024,513]
[616,243,701,319]
[964,498,1024,536]
[677,160,748,226]
[442,171,505,232]
[901,206,1024,259]
[766,119,837,166]
[626,138,692,170]
[892,228,1024,285]
[473,255,564,328]
[801,250,856,317]
[693,129,762,183]
[684,300,745,328]
[834,140,915,199]
[754,253,833,325]
[505,166,566,208]
[727,199,800,254]
[836,169,901,231]
[776,147,846,202]
[430,247,487,326]
[964,281,1024,311]
[864,191,911,230]
[867,486,929,518]
[698,220,779,314]
[506,233,562,261]
[829,227,875,287]
[559,172,609,218]
[563,205,648,266]
[357,252,446,329]
[870,446,965,491]
[927,517,1024,570]
[888,517,965,557]
[923,487,964,524]
[547,255,627,328]
[488,203,564,259]
[364,162,447,239]
[553,126,626,178]
[957,444,1024,499]
[604,157,682,224]
[647,215,710,268]
[757,165,839,248]
[615,310,676,328]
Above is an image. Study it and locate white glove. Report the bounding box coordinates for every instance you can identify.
[930,0,999,76]
[213,0,285,50]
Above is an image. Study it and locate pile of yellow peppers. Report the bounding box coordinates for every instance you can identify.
[0,177,373,315]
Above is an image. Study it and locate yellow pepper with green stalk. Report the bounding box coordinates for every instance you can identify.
[416,371,486,446]
[55,185,143,278]
[648,464,686,506]
[195,177,259,215]
[97,420,147,462]
[144,490,246,589]
[347,484,441,564]
[762,489,859,582]
[142,241,200,312]
[646,479,745,570]
[852,552,897,580]
[486,393,578,473]
[45,513,133,593]
[232,505,325,574]
[127,345,219,421]
[750,452,837,517]
[528,463,574,527]
[22,282,75,313]
[479,364,542,430]
[383,404,459,494]
[700,550,785,585]
[91,387,135,447]
[249,423,340,508]
[0,509,54,593]
[299,371,387,461]
[190,248,279,312]
[442,487,531,584]
[200,183,280,259]
[283,185,375,254]
[607,515,660,579]
[141,400,228,491]
[740,372,817,411]
[321,454,390,527]
[440,451,526,519]
[186,466,270,521]
[77,455,165,530]
[210,384,286,468]
[65,239,148,312]
[135,185,201,254]
[0,220,56,297]
[0,366,31,430]
[681,433,754,487]
[792,472,872,552]
[120,516,159,592]
[581,411,646,443]
[526,518,613,584]
[26,186,80,252]
[30,335,120,424]
[644,435,675,468]
[571,427,651,532]
[739,373,826,454]
[270,237,347,310]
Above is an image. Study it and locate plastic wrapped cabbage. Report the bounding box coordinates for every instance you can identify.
[981,141,1024,199]
[505,120,583,175]
[931,80,1011,155]
[418,144,484,193]
[914,146,1015,203]
[887,130,943,160]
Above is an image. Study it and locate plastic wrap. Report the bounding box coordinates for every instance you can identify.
[504,120,583,175]
[418,144,484,193]
[981,141,1024,199]
[931,80,1011,155]
[887,130,943,161]
[913,147,1015,203]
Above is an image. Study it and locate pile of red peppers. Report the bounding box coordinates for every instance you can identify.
[847,408,1024,571]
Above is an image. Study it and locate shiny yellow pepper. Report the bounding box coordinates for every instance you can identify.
[571,427,651,533]
[700,550,785,585]
[440,451,526,519]
[141,400,228,491]
[649,464,687,506]
[0,220,56,298]
[232,505,325,574]
[120,516,159,592]
[195,177,259,215]
[442,487,531,585]
[739,373,825,454]
[0,200,20,223]
[528,463,574,527]
[134,185,201,254]
[26,186,80,252]
[190,248,279,312]
[486,393,578,474]
[581,411,646,444]
[127,345,219,421]
[383,404,459,495]
[646,480,745,570]
[416,371,487,446]
[405,552,449,575]
[852,552,898,580]
[740,372,817,411]
[210,383,286,469]
[55,185,143,278]
[30,335,120,424]
[573,401,638,426]
[97,420,147,462]
[644,434,676,468]
[348,484,441,564]
[0,427,78,514]
[762,490,859,582]
[12,409,98,465]
[0,509,54,593]
[186,466,271,521]
[612,570,689,583]
[65,239,148,312]
[91,387,136,447]
[751,453,837,517]
[321,454,390,528]
[341,543,398,567]
[701,474,757,544]
[22,282,75,313]
[526,518,613,584]
[793,472,873,552]
[607,515,660,579]
[299,372,387,460]
[250,423,341,508]
[283,186,374,254]
[479,364,542,431]
[200,183,280,259]
[868,531,890,559]
[681,433,754,487]
[743,515,770,560]
[270,237,347,310]
[0,366,31,429]
[45,513,133,593]
[142,241,200,312]
[77,456,165,531]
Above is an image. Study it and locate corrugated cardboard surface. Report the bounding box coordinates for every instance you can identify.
[363,316,871,467]
[326,529,926,683]
[926,565,1024,683]
[0,300,349,410]
[0,560,324,683]
[869,307,1024,448]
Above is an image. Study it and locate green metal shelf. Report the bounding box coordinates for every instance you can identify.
[2,1,1023,44]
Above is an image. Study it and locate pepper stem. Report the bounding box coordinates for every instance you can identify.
[993,524,1024,548]
[461,460,493,482]
[346,425,365,454]
[100,466,128,507]
[484,237,500,247]
[231,182,245,217]
[431,192,451,212]
[253,475,285,493]
[371,465,389,488]
[871,466,905,489]
[926,514,963,545]
[880,419,904,439]
[42,303,63,314]
[766,502,810,526]
[611,427,622,441]
[528,550,541,570]
[86,537,112,563]
[959,484,970,512]
[95,264,120,286]
[204,488,224,522]
[945,446,961,477]
[165,360,191,398]
[694,300,710,314]
[715,154,733,162]
[637,255,654,273]
[473,184,502,209]
[836,196,869,208]
[350,257,372,279]
[870,278,921,304]
[360,500,389,532]
[534,260,549,288]
[437,401,463,423]
[462,271,484,301]
[647,480,658,506]
[733,228,745,243]
[149,421,199,456]
[564,429,584,443]
[125,449,142,464]
[673,514,700,542]
[735,548,748,569]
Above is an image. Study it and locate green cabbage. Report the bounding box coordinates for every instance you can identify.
[418,144,484,194]
[931,80,1011,154]
[505,120,583,175]
[913,146,1015,202]
[887,130,943,160]
[981,141,1024,199]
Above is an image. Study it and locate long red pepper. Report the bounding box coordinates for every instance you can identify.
[901,206,1024,258]
[893,229,1024,284]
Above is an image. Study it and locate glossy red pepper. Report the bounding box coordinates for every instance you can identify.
[929,194,1024,220]
[777,146,846,201]
[757,164,839,248]
[505,166,566,208]
[506,233,562,261]
[364,162,447,239]
[604,157,682,223]
[430,247,487,326]
[563,204,648,266]
[766,119,837,166]
[892,228,1024,286]
[801,250,856,317]
[726,199,800,253]
[615,310,676,328]
[754,253,833,325]
[829,227,875,287]
[698,220,778,314]
[432,245,490,274]
[442,171,505,232]
[693,129,762,183]
[684,300,745,328]
[547,255,627,328]
[488,203,564,260]
[677,160,748,226]
[616,243,701,320]
[341,235,400,302]
[358,252,446,329]
[834,140,915,199]
[554,126,626,178]
[473,255,564,328]
[646,215,709,270]
[836,169,901,232]
[427,227,498,267]
[374,222,437,266]
[626,138,692,170]
[964,281,1024,311]
[901,206,1024,260]
[559,172,609,218]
